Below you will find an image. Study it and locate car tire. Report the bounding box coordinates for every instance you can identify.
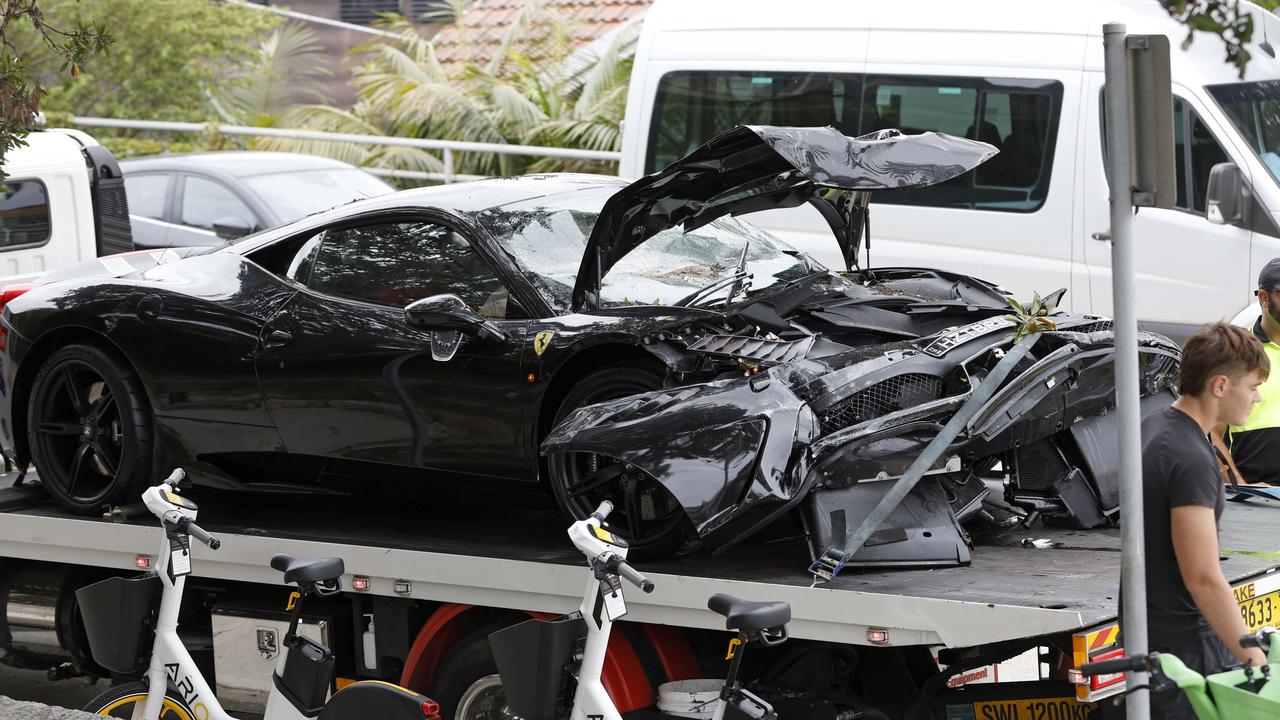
[28,344,153,514]
[547,362,693,560]
[430,625,513,720]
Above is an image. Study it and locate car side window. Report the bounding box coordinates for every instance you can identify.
[306,221,513,319]
[180,176,254,231]
[0,179,51,249]
[123,174,170,220]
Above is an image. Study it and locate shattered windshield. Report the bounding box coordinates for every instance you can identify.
[476,187,824,312]
[1209,80,1280,185]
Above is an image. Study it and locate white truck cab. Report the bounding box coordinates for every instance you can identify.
[620,0,1280,341]
[0,129,132,283]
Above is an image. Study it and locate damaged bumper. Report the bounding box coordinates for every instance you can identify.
[542,330,1179,569]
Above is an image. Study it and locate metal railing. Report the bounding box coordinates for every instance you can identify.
[70,116,622,184]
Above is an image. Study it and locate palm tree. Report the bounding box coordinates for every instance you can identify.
[216,21,333,128]
[259,2,636,182]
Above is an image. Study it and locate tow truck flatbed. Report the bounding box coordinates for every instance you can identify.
[4,480,1279,651]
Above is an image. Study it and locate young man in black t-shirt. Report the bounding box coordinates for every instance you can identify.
[1143,322,1269,717]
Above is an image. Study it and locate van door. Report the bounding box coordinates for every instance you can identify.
[1081,75,1250,339]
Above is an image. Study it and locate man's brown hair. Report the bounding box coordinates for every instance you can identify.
[1177,322,1270,396]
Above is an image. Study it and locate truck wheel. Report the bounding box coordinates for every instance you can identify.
[546,363,693,560]
[430,626,514,720]
[83,680,196,719]
[28,344,152,514]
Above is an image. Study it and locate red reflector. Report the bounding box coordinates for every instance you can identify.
[1089,646,1127,690]
[0,283,38,306]
[0,283,39,350]
[352,576,370,591]
[136,555,152,569]
[421,699,440,718]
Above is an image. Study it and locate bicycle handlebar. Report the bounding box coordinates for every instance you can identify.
[1080,654,1153,677]
[617,561,654,593]
[1241,627,1277,650]
[175,517,220,550]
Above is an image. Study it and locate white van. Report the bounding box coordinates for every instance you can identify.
[619,0,1280,341]
[0,129,132,282]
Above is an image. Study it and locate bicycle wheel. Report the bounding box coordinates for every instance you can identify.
[83,680,197,720]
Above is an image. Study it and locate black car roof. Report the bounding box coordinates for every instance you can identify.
[119,151,368,178]
[226,173,629,254]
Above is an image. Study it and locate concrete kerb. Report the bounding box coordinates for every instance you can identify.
[0,697,98,720]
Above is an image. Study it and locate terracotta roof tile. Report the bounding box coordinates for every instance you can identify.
[431,0,651,69]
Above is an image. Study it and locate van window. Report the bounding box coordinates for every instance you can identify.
[1101,95,1229,215]
[1209,80,1280,185]
[1185,106,1229,213]
[864,77,1061,212]
[0,179,51,249]
[647,71,860,171]
[648,71,1062,213]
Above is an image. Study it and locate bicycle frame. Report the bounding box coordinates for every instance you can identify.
[132,490,308,720]
[565,510,727,720]
[135,527,239,720]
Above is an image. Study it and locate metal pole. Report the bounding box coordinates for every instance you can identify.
[1103,22,1149,720]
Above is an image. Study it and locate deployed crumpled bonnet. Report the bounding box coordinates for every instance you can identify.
[571,125,997,311]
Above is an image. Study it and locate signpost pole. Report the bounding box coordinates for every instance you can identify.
[1103,21,1149,720]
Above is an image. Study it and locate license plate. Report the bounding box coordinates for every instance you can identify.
[969,697,1098,720]
[1238,588,1280,631]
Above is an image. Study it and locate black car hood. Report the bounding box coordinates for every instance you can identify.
[571,125,998,311]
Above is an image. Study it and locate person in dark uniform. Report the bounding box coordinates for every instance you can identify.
[1228,258,1280,484]
[1144,322,1268,718]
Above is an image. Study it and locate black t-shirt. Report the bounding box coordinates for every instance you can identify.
[1142,405,1226,645]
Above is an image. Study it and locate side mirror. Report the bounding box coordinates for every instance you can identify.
[404,294,506,343]
[212,216,253,241]
[1206,162,1251,227]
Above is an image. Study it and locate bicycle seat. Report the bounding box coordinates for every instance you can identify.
[270,553,345,586]
[708,593,791,632]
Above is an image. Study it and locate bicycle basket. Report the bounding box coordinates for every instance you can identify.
[75,574,160,674]
[1205,665,1280,719]
[489,615,587,720]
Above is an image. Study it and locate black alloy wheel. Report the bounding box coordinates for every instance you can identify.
[547,363,693,559]
[28,345,152,513]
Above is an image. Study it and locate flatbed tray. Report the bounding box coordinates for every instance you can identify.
[2,478,1278,650]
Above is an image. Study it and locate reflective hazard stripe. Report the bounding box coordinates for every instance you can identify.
[1088,625,1120,650]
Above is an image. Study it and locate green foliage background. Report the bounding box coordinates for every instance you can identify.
[13,0,278,122]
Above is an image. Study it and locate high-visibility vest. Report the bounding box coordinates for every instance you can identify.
[1228,320,1280,485]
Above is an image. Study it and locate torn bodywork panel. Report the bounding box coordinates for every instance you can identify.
[544,304,1180,566]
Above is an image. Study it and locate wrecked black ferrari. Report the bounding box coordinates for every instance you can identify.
[0,125,1178,572]
[540,125,1181,570]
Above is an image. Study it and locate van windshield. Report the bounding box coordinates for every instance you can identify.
[1209,80,1280,185]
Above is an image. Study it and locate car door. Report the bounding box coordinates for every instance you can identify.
[1081,77,1251,339]
[254,217,532,486]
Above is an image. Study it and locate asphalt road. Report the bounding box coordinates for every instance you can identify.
[0,665,100,715]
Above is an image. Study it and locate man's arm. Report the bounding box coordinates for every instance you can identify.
[1171,505,1266,665]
